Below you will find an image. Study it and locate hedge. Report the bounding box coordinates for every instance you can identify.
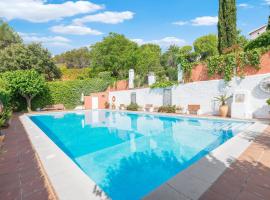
[32,78,110,110]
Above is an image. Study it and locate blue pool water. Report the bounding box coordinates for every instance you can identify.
[30,111,252,200]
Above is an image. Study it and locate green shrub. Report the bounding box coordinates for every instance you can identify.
[245,31,270,51]
[158,105,176,113]
[32,78,110,110]
[150,80,177,89]
[127,103,139,111]
[267,99,270,106]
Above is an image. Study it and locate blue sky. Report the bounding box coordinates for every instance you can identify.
[1,0,269,55]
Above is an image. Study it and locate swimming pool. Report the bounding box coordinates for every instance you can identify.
[30,110,252,200]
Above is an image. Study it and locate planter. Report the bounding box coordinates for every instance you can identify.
[219,105,229,117]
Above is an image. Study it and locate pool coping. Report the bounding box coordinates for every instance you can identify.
[20,110,268,200]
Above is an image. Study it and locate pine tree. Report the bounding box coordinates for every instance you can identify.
[218,0,237,53]
[267,16,270,31]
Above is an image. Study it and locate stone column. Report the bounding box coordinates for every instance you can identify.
[129,69,134,89]
[177,64,183,83]
[148,72,156,86]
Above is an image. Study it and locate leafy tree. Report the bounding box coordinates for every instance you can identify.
[90,33,138,79]
[2,70,46,112]
[54,47,91,68]
[161,45,180,68]
[236,30,248,49]
[135,44,163,77]
[0,43,61,80]
[0,20,22,49]
[218,0,237,53]
[193,34,218,59]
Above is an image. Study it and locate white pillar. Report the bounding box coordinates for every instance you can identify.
[148,72,156,86]
[129,69,134,89]
[177,64,183,83]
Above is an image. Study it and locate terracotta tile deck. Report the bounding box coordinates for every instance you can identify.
[200,126,270,200]
[0,114,57,200]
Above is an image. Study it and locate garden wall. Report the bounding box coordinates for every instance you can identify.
[109,73,270,119]
[190,51,270,82]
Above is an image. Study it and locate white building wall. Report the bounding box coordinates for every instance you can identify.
[109,73,270,119]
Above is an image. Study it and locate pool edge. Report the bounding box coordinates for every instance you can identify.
[143,121,268,200]
[19,114,110,200]
[20,110,267,200]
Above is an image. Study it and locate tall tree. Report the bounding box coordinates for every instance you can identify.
[267,16,270,31]
[90,33,138,79]
[0,20,22,49]
[218,0,237,53]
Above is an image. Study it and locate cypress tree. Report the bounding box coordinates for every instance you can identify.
[267,16,270,31]
[218,0,237,53]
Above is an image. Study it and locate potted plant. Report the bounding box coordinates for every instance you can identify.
[214,94,232,117]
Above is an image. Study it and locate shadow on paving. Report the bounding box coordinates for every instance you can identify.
[200,128,270,200]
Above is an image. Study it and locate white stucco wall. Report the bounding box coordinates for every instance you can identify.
[109,73,270,119]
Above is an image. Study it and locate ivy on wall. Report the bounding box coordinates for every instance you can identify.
[206,47,269,82]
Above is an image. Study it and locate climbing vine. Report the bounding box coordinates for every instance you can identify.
[206,48,265,82]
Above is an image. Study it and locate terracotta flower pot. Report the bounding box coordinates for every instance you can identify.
[219,105,229,117]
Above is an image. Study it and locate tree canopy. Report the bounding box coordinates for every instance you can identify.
[0,20,22,49]
[90,33,138,79]
[54,47,91,68]
[193,34,218,59]
[2,70,46,112]
[0,43,61,80]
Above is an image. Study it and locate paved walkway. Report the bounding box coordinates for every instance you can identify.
[200,127,270,200]
[0,114,56,200]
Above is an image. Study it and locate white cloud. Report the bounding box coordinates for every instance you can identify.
[0,0,103,23]
[19,32,71,47]
[265,0,270,5]
[191,16,218,26]
[131,37,186,48]
[172,21,188,26]
[50,25,103,35]
[238,3,249,7]
[73,11,134,24]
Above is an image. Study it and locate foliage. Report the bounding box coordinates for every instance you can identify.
[266,98,270,106]
[54,47,91,68]
[90,33,138,79]
[218,0,237,53]
[165,67,178,81]
[150,80,177,89]
[0,43,61,80]
[193,34,218,59]
[237,30,248,48]
[98,71,112,80]
[32,78,110,110]
[0,78,12,128]
[158,105,176,113]
[214,94,232,106]
[0,20,22,49]
[161,45,180,68]
[267,16,270,31]
[2,70,46,112]
[127,103,139,111]
[135,44,163,76]
[244,31,270,51]
[207,48,263,82]
[59,66,91,80]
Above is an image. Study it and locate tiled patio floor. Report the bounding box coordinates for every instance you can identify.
[200,126,270,200]
[0,114,56,200]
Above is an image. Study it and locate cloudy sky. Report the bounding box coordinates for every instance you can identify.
[1,0,269,55]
